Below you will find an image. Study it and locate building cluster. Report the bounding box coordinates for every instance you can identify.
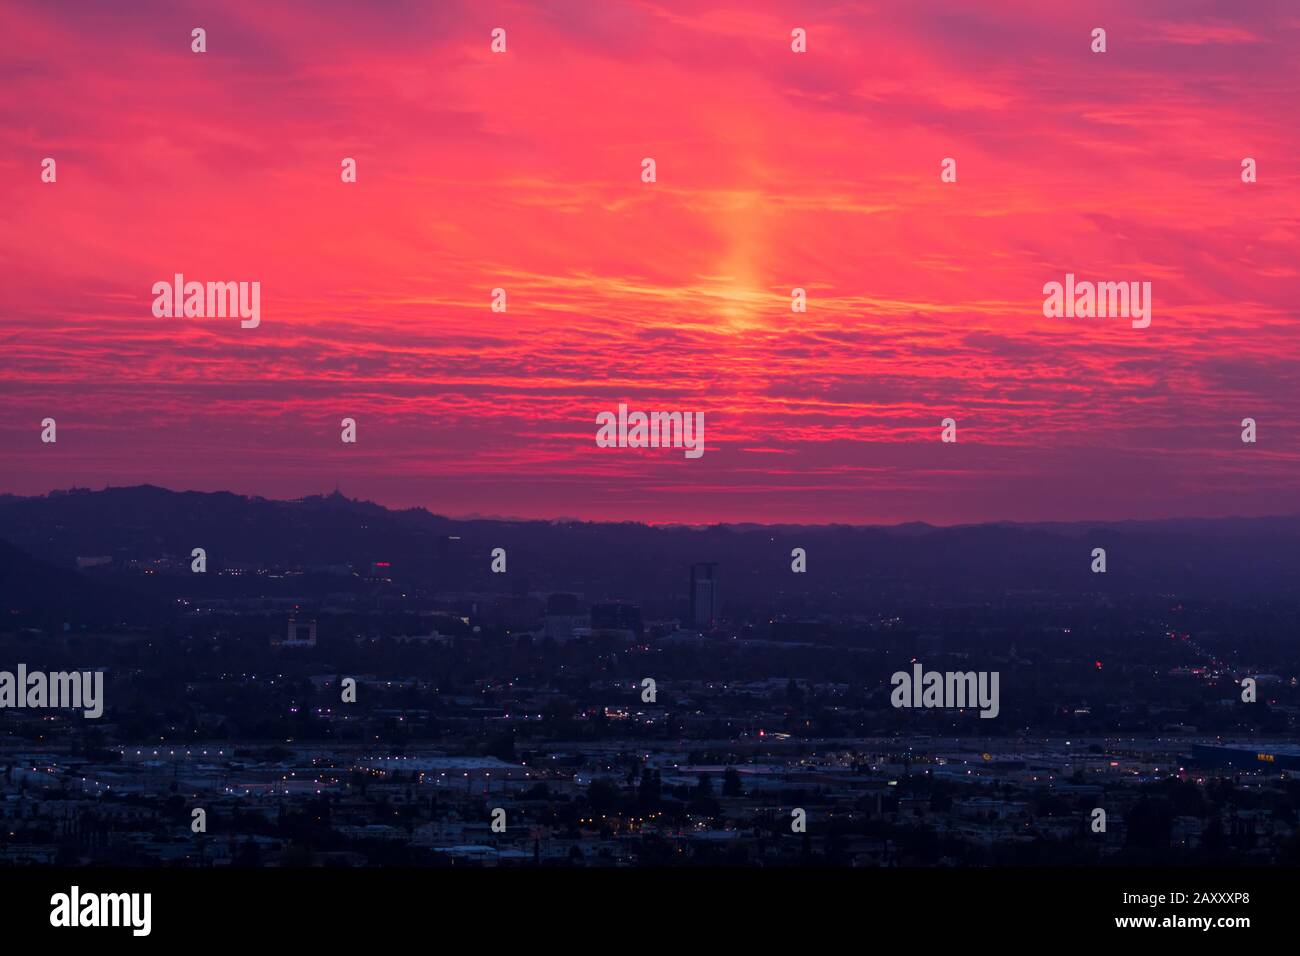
[4,544,1298,867]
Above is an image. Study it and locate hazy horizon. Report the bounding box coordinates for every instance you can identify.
[4,481,1299,532]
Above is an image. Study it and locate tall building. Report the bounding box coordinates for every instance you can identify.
[591,602,643,638]
[690,562,720,629]
[275,615,317,648]
[544,592,586,642]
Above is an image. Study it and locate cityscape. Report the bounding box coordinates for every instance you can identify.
[1,486,1297,868]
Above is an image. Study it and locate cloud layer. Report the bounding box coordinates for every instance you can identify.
[2,1,1297,523]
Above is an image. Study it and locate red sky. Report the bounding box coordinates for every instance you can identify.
[2,0,1298,524]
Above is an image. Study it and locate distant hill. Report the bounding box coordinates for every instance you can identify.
[0,535,159,626]
[0,486,1297,616]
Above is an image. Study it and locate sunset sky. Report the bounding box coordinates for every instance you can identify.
[2,0,1298,524]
